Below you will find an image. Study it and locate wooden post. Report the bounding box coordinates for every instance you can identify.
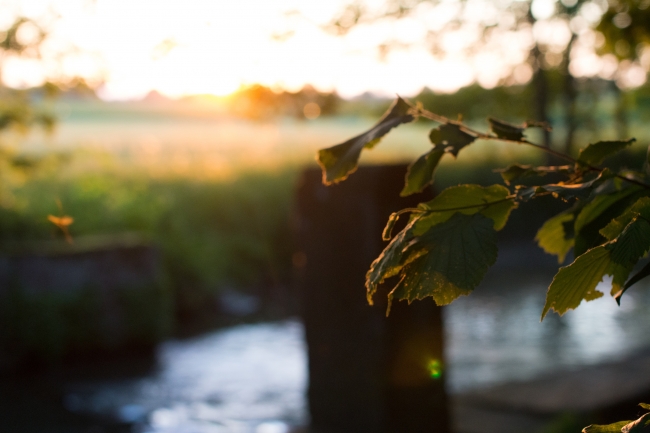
[293,165,449,433]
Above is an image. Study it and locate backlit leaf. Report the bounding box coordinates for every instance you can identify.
[48,215,74,227]
[317,97,414,184]
[535,211,574,264]
[366,217,420,305]
[489,117,525,141]
[517,170,614,203]
[542,246,610,319]
[574,187,646,257]
[583,421,633,433]
[382,212,399,241]
[416,184,514,233]
[608,261,634,300]
[622,261,650,303]
[575,187,643,235]
[540,170,615,200]
[607,216,650,268]
[578,138,636,166]
[621,413,650,433]
[385,213,498,312]
[429,123,476,157]
[600,196,650,241]
[606,216,650,301]
[400,149,444,196]
[497,164,541,185]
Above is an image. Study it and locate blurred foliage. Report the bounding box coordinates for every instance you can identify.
[0,167,297,323]
[0,283,172,361]
[597,0,650,62]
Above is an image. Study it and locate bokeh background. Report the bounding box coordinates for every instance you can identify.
[2,0,650,432]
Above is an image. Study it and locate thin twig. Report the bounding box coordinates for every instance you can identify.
[411,104,650,191]
[394,196,516,217]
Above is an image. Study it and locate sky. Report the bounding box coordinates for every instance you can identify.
[0,0,640,100]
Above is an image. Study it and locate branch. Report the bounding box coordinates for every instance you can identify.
[394,196,516,218]
[411,105,650,191]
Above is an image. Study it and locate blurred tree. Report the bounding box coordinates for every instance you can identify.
[596,0,650,139]
[0,16,57,134]
[321,0,646,153]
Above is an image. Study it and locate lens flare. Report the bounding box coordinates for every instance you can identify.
[427,359,442,379]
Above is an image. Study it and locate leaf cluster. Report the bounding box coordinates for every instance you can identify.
[317,96,650,317]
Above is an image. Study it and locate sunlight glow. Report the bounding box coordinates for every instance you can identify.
[1,0,626,99]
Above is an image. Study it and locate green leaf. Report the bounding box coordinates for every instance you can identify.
[639,403,650,411]
[582,421,632,433]
[498,164,540,185]
[541,170,615,200]
[385,213,498,312]
[607,216,650,267]
[535,211,574,264]
[600,196,650,241]
[366,217,420,305]
[575,187,643,235]
[497,165,573,186]
[578,138,636,166]
[382,212,399,241]
[400,149,444,196]
[621,413,650,432]
[317,97,414,184]
[574,187,646,257]
[609,261,634,301]
[517,170,615,203]
[429,123,476,157]
[606,216,650,301]
[621,261,650,302]
[416,184,515,232]
[542,246,610,319]
[489,117,525,141]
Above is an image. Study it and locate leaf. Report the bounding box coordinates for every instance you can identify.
[575,187,643,235]
[317,97,414,184]
[517,170,615,203]
[489,117,525,141]
[583,421,633,433]
[540,170,615,200]
[574,187,646,257]
[385,213,498,312]
[497,164,540,185]
[415,184,515,233]
[578,138,636,166]
[609,261,634,300]
[639,403,650,411]
[606,216,650,302]
[535,211,574,264]
[429,123,476,157]
[367,217,420,304]
[621,413,650,433]
[600,196,650,241]
[48,215,74,227]
[542,246,610,320]
[382,212,399,241]
[400,149,444,196]
[607,216,650,268]
[622,261,650,302]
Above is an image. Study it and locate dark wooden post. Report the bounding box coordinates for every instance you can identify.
[293,165,449,433]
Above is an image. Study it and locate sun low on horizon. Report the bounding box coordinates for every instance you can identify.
[2,0,494,100]
[2,0,627,100]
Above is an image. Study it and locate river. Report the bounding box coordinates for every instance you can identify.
[5,277,650,433]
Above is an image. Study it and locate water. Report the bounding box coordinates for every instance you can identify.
[64,322,307,432]
[61,279,650,432]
